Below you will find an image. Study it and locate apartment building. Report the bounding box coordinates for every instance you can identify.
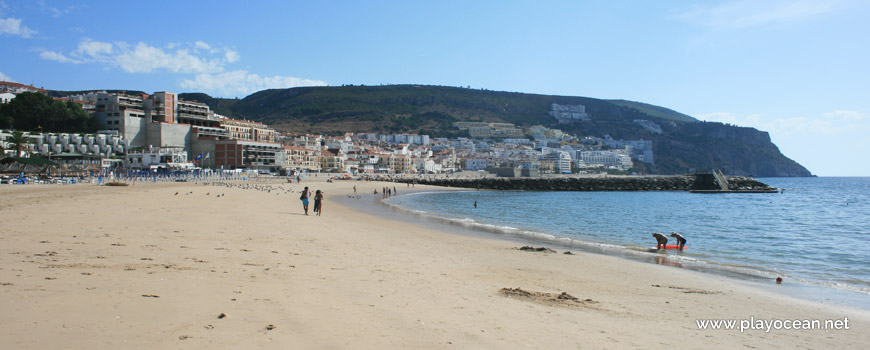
[576,150,634,170]
[87,91,284,170]
[549,103,589,123]
[222,119,276,142]
[454,122,524,139]
[320,149,346,173]
[282,146,321,172]
[214,140,282,170]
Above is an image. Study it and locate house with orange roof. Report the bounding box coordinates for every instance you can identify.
[0,81,46,94]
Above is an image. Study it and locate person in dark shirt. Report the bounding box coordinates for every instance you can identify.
[652,232,669,250]
[670,232,687,251]
[313,190,324,216]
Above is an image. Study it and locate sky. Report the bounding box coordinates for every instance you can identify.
[1,0,868,176]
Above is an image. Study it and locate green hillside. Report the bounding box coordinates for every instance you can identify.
[607,99,696,123]
[200,85,700,136]
[178,92,239,117]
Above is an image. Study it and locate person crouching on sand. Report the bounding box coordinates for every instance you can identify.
[300,186,310,215]
[670,232,687,251]
[313,190,324,216]
[652,232,668,249]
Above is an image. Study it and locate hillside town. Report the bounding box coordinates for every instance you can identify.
[1,82,656,176]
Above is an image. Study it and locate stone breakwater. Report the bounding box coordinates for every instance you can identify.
[399,175,777,192]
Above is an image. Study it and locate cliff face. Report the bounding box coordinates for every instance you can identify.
[647,122,811,177]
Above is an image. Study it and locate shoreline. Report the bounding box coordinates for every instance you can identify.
[1,180,868,348]
[357,189,870,310]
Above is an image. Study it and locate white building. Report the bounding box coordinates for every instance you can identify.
[125,146,191,169]
[549,103,589,123]
[603,135,654,165]
[0,81,45,94]
[1,131,130,158]
[0,92,15,104]
[577,150,633,170]
[464,158,489,170]
[542,151,572,173]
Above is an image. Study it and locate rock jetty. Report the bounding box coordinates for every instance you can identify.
[399,175,777,192]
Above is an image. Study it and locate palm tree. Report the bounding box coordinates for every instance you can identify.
[7,131,31,157]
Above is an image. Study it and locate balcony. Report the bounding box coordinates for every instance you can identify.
[178,104,208,112]
[178,111,216,120]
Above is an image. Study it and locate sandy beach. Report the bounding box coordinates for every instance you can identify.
[1,179,867,349]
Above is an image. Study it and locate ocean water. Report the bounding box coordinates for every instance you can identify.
[383,177,870,304]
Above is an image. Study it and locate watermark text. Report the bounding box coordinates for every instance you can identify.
[696,317,849,333]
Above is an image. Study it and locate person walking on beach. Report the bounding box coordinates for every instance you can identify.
[670,232,687,251]
[313,190,324,216]
[353,185,357,194]
[300,186,310,215]
[652,232,668,249]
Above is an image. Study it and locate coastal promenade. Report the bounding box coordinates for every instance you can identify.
[0,180,866,349]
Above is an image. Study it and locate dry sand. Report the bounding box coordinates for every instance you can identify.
[1,179,867,349]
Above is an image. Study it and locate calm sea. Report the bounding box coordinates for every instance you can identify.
[383,177,870,306]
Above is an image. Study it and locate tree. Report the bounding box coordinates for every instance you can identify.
[0,92,96,132]
[7,131,31,157]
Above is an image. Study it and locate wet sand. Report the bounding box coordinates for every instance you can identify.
[1,179,867,349]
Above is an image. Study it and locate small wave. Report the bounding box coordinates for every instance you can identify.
[788,278,870,295]
[380,189,870,306]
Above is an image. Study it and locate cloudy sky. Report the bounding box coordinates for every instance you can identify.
[2,0,868,175]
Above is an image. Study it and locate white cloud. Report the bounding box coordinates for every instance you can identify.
[41,39,230,74]
[113,43,224,74]
[36,0,81,18]
[39,50,81,63]
[224,48,240,63]
[41,38,326,98]
[0,71,11,81]
[675,0,841,29]
[194,40,217,53]
[75,39,113,58]
[180,70,328,97]
[0,16,36,37]
[824,110,867,121]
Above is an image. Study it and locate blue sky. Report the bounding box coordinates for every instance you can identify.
[1,0,868,175]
